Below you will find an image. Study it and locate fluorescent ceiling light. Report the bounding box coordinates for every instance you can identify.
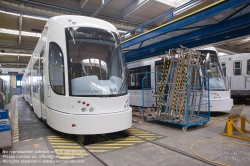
[0,10,48,21]
[117,30,127,33]
[0,10,20,16]
[166,0,184,2]
[155,0,183,4]
[23,15,48,21]
[0,53,32,56]
[173,0,203,15]
[155,0,203,15]
[218,52,228,56]
[176,0,192,6]
[155,0,186,6]
[0,28,41,38]
[239,37,250,44]
[124,33,131,38]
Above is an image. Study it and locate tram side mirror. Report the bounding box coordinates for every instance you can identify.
[205,53,210,63]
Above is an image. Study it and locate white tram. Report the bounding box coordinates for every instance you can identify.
[22,15,132,134]
[127,50,233,113]
[219,53,250,103]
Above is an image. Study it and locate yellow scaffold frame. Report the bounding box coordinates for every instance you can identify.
[220,116,250,141]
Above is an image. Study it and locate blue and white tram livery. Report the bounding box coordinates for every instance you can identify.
[22,15,132,134]
[127,50,233,113]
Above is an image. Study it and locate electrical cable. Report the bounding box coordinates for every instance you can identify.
[190,139,250,166]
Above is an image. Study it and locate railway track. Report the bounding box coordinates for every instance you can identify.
[46,126,216,166]
[126,127,216,166]
[76,140,109,166]
[46,135,108,166]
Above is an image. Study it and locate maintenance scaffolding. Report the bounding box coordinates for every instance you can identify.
[142,48,210,131]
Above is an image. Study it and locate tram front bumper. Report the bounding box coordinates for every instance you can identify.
[210,99,233,113]
[73,108,132,134]
[46,107,132,134]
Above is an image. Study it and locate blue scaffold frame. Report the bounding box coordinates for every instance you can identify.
[141,66,210,129]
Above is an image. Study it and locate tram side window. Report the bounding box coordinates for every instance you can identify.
[49,42,65,95]
[40,50,44,102]
[221,63,226,76]
[247,60,250,75]
[128,66,151,89]
[233,61,241,75]
[27,73,31,96]
[33,59,39,93]
[33,81,37,93]
[155,65,163,83]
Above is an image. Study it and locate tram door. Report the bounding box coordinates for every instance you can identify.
[246,59,250,90]
[155,63,163,92]
[231,58,245,90]
[39,50,46,119]
[155,60,164,107]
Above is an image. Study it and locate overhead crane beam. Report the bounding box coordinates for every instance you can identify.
[125,12,250,62]
[125,26,250,62]
[122,0,249,48]
[220,2,250,23]
[125,11,250,57]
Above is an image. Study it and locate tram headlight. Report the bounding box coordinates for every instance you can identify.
[81,107,86,112]
[89,107,94,112]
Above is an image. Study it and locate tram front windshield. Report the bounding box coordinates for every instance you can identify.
[66,27,127,96]
[206,56,227,91]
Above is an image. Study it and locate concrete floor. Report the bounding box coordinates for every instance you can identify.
[0,95,250,166]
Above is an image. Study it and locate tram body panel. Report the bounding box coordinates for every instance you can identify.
[32,30,47,118]
[129,90,155,107]
[46,107,74,134]
[220,53,250,103]
[73,108,132,135]
[45,17,69,114]
[22,15,132,134]
[68,95,130,114]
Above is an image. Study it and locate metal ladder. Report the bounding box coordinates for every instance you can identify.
[142,48,210,129]
[175,53,188,120]
[155,57,170,116]
[160,49,204,121]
